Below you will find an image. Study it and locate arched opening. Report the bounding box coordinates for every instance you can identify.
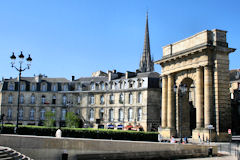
[176,77,196,138]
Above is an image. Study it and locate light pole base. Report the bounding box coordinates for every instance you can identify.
[159,128,176,139]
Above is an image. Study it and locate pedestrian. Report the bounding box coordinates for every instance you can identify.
[55,128,62,138]
[198,133,201,143]
[170,136,176,143]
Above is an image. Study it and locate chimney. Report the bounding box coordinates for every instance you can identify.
[72,76,75,81]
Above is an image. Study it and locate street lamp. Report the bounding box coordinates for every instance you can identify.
[174,83,187,143]
[10,51,32,133]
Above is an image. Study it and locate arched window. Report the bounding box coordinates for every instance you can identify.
[119,93,124,104]
[19,108,23,120]
[109,94,114,104]
[137,108,142,121]
[77,84,82,91]
[118,108,123,122]
[90,108,94,121]
[31,94,35,104]
[100,95,104,104]
[8,83,14,91]
[7,108,12,119]
[41,95,46,104]
[29,108,35,120]
[20,94,24,104]
[61,109,66,121]
[90,95,94,104]
[109,109,114,122]
[137,92,142,103]
[128,108,133,122]
[63,95,67,105]
[8,94,13,104]
[40,109,45,120]
[129,93,133,104]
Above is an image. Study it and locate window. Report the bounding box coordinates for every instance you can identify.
[137,92,142,103]
[8,94,13,104]
[52,84,57,91]
[109,109,114,122]
[118,109,123,122]
[129,81,133,88]
[128,108,133,121]
[19,108,23,120]
[63,84,68,91]
[99,108,104,120]
[77,84,81,91]
[119,82,123,89]
[109,94,114,104]
[41,95,46,104]
[31,84,36,91]
[77,95,81,104]
[90,83,95,90]
[63,95,67,105]
[90,95,94,104]
[119,93,124,104]
[100,83,104,90]
[90,108,94,121]
[7,108,12,119]
[129,93,133,104]
[9,83,14,91]
[40,109,45,120]
[42,84,47,91]
[100,95,104,104]
[137,108,142,121]
[61,109,66,121]
[20,94,24,104]
[114,83,118,90]
[51,108,56,120]
[76,109,80,115]
[31,95,35,104]
[29,108,35,120]
[138,81,142,88]
[20,83,25,91]
[52,95,56,104]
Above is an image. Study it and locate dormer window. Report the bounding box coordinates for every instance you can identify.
[90,82,95,90]
[100,83,105,90]
[42,83,47,92]
[20,83,25,91]
[31,84,36,91]
[52,84,57,92]
[63,84,68,91]
[77,84,82,91]
[8,83,14,91]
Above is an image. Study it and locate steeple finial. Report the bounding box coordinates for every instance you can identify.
[139,12,154,73]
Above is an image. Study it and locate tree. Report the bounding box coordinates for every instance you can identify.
[44,111,55,127]
[66,112,79,128]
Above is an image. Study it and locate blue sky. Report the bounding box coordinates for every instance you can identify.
[0,0,240,79]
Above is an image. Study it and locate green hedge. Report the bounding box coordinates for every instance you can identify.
[1,125,158,142]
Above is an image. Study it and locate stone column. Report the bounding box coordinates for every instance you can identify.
[161,75,168,128]
[196,67,204,128]
[167,74,174,128]
[204,65,212,128]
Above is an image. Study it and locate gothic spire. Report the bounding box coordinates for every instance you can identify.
[139,12,154,73]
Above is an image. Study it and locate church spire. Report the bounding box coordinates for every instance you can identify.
[139,12,154,73]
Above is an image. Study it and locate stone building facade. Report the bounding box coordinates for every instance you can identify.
[0,71,161,131]
[230,69,240,135]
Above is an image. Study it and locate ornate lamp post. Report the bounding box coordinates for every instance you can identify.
[10,51,32,133]
[174,83,187,143]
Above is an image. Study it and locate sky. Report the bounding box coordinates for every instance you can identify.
[0,0,240,80]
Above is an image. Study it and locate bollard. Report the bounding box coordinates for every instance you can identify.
[62,150,68,160]
[208,147,213,157]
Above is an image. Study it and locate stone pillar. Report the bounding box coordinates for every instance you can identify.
[167,74,174,128]
[204,66,212,128]
[161,75,168,128]
[196,67,204,128]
